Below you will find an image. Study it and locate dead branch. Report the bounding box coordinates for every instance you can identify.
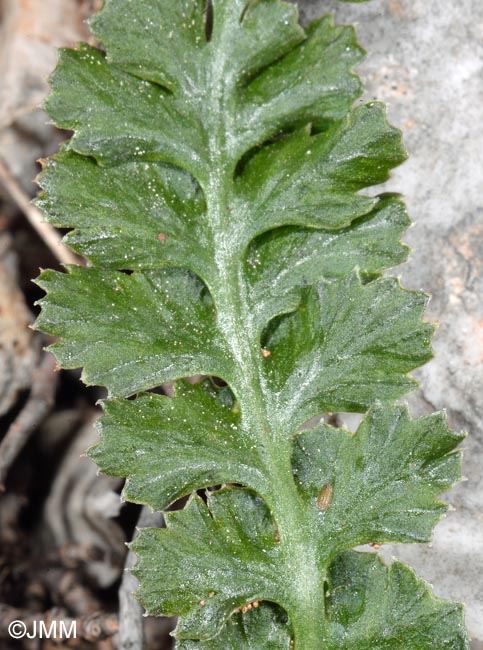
[0,157,81,266]
[0,352,58,490]
[118,508,164,650]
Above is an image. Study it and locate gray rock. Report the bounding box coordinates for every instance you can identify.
[296,0,483,643]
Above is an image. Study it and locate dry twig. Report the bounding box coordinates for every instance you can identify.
[0,352,58,490]
[118,508,164,650]
[0,157,81,266]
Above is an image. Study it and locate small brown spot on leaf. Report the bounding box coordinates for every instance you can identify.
[317,483,333,511]
[199,600,206,607]
[157,233,166,242]
[261,348,271,358]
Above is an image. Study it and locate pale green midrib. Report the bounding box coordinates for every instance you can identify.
[204,26,328,650]
[208,175,328,647]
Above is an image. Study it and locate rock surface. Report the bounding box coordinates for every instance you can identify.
[296,0,483,644]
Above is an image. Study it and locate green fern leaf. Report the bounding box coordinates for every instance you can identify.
[131,488,282,639]
[178,602,292,650]
[90,380,269,509]
[293,404,464,549]
[177,554,468,650]
[36,267,234,395]
[324,552,468,650]
[124,407,463,641]
[35,1,469,648]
